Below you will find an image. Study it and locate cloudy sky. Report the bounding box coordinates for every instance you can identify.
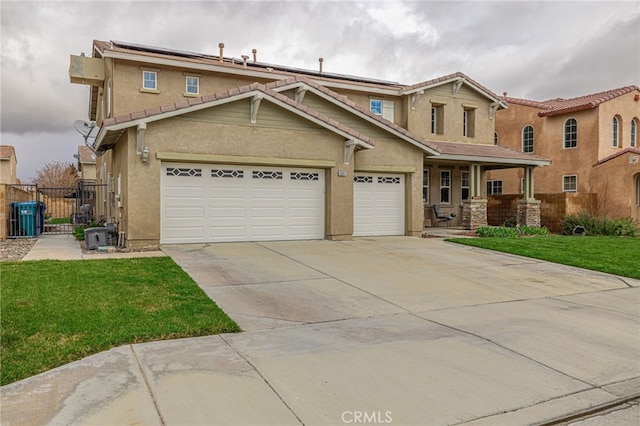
[1,0,639,182]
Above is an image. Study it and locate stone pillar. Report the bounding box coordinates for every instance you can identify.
[462,199,488,230]
[517,199,541,227]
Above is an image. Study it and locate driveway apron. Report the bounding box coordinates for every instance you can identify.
[2,237,638,425]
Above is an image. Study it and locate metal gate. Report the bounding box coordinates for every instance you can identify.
[5,181,106,237]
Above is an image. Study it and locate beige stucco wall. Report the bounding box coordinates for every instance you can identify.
[597,91,640,157]
[408,83,496,144]
[0,154,17,184]
[109,60,275,120]
[591,153,640,219]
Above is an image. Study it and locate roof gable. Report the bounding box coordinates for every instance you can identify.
[403,72,508,109]
[0,145,16,160]
[595,147,640,166]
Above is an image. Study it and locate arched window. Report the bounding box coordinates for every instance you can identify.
[612,116,620,147]
[522,125,534,153]
[631,118,638,148]
[564,118,577,149]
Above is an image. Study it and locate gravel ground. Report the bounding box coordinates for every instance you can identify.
[0,239,37,262]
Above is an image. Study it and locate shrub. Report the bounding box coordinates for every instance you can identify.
[561,211,639,237]
[477,225,549,238]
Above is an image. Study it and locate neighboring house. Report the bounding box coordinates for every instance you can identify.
[0,145,18,184]
[489,86,640,222]
[76,145,97,181]
[69,40,549,248]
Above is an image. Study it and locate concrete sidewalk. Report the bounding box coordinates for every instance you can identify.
[20,234,165,261]
[3,237,639,425]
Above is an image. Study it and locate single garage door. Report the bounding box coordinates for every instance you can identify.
[161,163,325,243]
[353,173,404,236]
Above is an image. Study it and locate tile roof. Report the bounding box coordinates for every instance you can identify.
[595,147,640,166]
[502,85,640,117]
[264,76,438,153]
[427,140,551,164]
[100,82,377,148]
[0,145,16,160]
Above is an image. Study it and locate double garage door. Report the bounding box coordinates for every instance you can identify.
[161,163,404,243]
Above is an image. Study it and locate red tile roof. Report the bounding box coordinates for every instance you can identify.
[427,140,550,164]
[403,71,505,103]
[503,86,640,117]
[77,146,96,163]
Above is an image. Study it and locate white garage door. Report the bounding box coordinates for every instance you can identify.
[353,173,405,236]
[161,163,325,243]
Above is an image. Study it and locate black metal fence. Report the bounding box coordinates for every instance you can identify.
[5,181,107,237]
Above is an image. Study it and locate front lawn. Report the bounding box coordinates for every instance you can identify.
[0,257,240,385]
[447,236,640,280]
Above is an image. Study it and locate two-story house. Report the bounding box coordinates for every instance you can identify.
[76,145,97,181]
[488,86,640,224]
[69,40,549,248]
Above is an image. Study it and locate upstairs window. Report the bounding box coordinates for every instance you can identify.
[370,99,394,122]
[563,175,577,192]
[463,108,475,137]
[370,99,382,115]
[142,70,157,91]
[612,116,620,147]
[494,132,498,145]
[185,76,199,95]
[522,125,534,153]
[564,118,577,149]
[431,104,444,135]
[630,118,637,147]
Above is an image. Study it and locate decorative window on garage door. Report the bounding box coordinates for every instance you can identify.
[354,175,373,183]
[252,170,283,180]
[211,169,244,178]
[166,167,202,177]
[378,177,401,184]
[291,172,319,181]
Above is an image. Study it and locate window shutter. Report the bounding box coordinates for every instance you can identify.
[382,100,394,122]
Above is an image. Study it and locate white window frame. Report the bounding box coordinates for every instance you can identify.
[630,118,637,147]
[423,169,430,204]
[370,99,383,115]
[522,125,534,153]
[463,108,475,137]
[440,170,451,204]
[142,70,157,91]
[564,118,577,149]
[487,180,503,195]
[185,76,199,95]
[612,116,620,148]
[563,175,578,192]
[431,104,444,135]
[461,171,470,200]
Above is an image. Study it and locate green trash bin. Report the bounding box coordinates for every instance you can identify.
[14,201,39,237]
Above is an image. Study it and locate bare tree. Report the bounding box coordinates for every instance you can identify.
[33,161,78,188]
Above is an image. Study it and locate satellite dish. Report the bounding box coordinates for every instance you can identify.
[74,120,98,138]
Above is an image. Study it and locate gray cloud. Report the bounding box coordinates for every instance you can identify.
[1,0,638,181]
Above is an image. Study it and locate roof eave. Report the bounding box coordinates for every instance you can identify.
[429,153,551,167]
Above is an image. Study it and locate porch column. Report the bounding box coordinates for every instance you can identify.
[517,166,541,227]
[462,163,488,229]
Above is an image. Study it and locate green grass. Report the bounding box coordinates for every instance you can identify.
[0,257,240,385]
[47,217,70,224]
[447,236,640,280]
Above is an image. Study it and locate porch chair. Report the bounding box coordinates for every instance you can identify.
[432,204,454,227]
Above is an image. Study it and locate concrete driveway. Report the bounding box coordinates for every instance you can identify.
[2,237,639,425]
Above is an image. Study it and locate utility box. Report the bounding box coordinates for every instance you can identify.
[84,227,109,250]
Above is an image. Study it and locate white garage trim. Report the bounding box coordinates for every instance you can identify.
[353,173,405,236]
[161,163,325,243]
